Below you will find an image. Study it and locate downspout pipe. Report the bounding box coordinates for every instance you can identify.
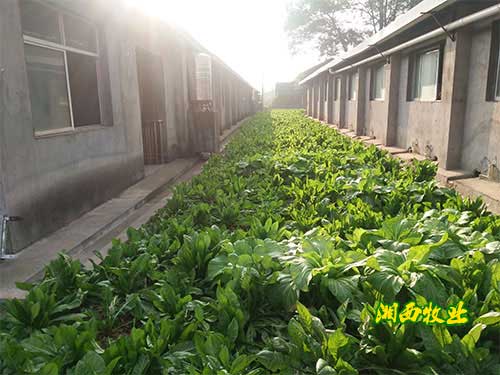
[329,3,500,75]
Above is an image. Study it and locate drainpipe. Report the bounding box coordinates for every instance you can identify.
[0,215,22,260]
[329,3,500,75]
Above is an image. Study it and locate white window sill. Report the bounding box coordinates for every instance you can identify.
[34,124,111,139]
[408,99,441,103]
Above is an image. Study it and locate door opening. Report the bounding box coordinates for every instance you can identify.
[136,48,167,165]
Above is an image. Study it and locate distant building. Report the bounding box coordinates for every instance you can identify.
[272,82,305,109]
[272,61,332,109]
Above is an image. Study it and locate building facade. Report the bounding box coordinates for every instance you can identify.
[301,0,500,178]
[272,82,305,109]
[0,0,257,252]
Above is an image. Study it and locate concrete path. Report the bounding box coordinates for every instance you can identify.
[321,122,500,215]
[452,178,500,214]
[220,116,250,149]
[0,158,199,299]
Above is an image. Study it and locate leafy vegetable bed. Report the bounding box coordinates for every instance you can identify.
[1,110,499,374]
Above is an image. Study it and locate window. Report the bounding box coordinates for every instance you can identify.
[410,47,442,101]
[334,77,341,100]
[20,0,61,43]
[371,64,385,100]
[20,0,103,134]
[67,52,101,126]
[24,45,71,132]
[348,72,358,100]
[63,14,98,53]
[323,80,328,101]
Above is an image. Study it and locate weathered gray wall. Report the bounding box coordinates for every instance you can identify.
[314,81,320,119]
[0,48,6,218]
[386,54,401,146]
[365,101,386,138]
[0,0,145,250]
[0,117,5,218]
[304,7,500,175]
[461,25,500,172]
[332,96,341,125]
[326,76,333,123]
[395,39,449,161]
[328,75,341,125]
[345,98,357,130]
[364,63,389,140]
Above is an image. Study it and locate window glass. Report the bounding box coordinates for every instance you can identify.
[67,52,101,126]
[25,44,72,132]
[63,14,97,53]
[349,73,358,100]
[20,0,62,43]
[413,49,439,100]
[371,65,385,100]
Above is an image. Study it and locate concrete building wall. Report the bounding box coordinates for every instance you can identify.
[325,77,330,122]
[0,0,256,252]
[0,0,146,250]
[332,97,341,125]
[396,34,471,167]
[461,25,500,172]
[0,122,5,219]
[306,86,311,115]
[345,98,357,130]
[395,41,449,161]
[302,3,500,179]
[319,77,325,121]
[314,81,320,118]
[364,63,389,140]
[128,18,195,161]
[332,75,345,127]
[365,100,386,138]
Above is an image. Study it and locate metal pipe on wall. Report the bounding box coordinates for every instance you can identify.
[0,215,22,260]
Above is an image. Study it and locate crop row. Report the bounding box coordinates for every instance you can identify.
[1,110,499,374]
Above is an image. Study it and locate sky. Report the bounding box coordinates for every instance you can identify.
[125,0,321,92]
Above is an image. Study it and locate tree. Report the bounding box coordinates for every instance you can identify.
[285,0,423,58]
[356,0,423,33]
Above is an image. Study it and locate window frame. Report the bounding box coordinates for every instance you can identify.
[24,41,75,135]
[370,63,385,101]
[21,1,103,137]
[408,45,443,102]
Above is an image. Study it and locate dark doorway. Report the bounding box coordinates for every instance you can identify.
[136,48,167,165]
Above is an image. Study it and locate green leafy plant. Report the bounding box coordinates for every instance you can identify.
[1,110,498,374]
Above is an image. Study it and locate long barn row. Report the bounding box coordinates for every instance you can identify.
[0,0,260,253]
[300,1,500,188]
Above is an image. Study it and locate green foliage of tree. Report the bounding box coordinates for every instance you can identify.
[285,0,423,57]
